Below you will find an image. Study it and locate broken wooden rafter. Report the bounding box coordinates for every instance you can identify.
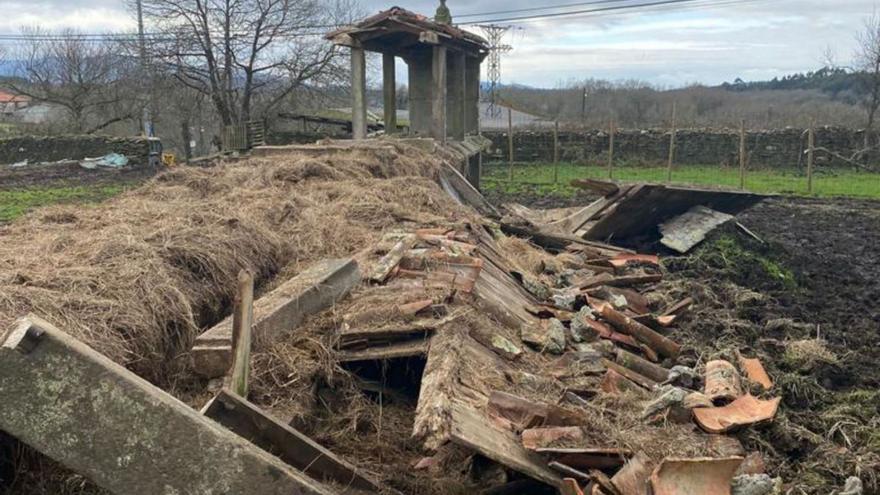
[369,234,417,283]
[570,178,620,197]
[602,359,658,390]
[615,348,670,383]
[229,270,255,398]
[337,338,429,362]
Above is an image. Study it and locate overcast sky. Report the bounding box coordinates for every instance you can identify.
[0,0,875,87]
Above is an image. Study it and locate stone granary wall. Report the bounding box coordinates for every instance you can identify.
[0,135,151,166]
[483,127,877,168]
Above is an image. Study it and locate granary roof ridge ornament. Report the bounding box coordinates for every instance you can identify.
[435,0,452,25]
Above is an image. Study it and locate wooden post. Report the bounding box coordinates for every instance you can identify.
[807,119,815,195]
[229,269,254,398]
[608,119,615,179]
[507,107,514,180]
[667,101,676,182]
[739,120,746,190]
[553,120,560,184]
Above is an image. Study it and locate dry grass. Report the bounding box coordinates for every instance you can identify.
[0,141,473,384]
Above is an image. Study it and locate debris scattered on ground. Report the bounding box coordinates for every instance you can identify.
[0,141,836,495]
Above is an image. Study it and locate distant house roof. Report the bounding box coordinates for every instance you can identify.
[0,90,29,104]
[326,7,489,59]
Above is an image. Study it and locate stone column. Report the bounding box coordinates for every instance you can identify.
[446,51,466,141]
[431,45,447,143]
[382,53,397,135]
[406,50,433,136]
[351,46,367,140]
[465,56,481,135]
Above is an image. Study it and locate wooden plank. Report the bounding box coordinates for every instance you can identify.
[192,258,361,378]
[229,270,255,397]
[439,163,501,219]
[337,339,429,362]
[570,179,619,197]
[369,234,417,283]
[203,389,388,493]
[448,401,563,488]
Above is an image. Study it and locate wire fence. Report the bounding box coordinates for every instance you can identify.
[480,112,880,199]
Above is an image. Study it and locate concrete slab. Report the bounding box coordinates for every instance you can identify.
[0,315,334,495]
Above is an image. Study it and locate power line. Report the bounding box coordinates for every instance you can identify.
[457,0,635,19]
[458,0,750,25]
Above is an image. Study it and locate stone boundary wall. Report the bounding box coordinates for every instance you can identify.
[483,127,875,168]
[0,135,151,166]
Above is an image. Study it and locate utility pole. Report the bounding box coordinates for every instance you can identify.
[136,0,153,137]
[477,24,512,119]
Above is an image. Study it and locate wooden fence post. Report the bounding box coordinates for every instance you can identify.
[608,119,615,179]
[553,120,560,184]
[229,269,254,398]
[667,101,676,183]
[807,119,815,195]
[507,107,514,181]
[739,120,747,190]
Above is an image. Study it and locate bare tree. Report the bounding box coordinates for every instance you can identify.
[138,0,357,126]
[856,13,880,146]
[2,28,141,134]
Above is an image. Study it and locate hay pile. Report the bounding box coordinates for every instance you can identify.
[0,141,473,384]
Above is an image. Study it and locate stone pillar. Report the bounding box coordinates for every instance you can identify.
[382,53,397,135]
[406,50,433,136]
[431,45,447,143]
[464,56,481,135]
[351,46,367,140]
[446,51,466,141]
[0,315,333,495]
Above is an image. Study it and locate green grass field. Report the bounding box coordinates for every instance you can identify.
[482,162,880,199]
[0,184,130,222]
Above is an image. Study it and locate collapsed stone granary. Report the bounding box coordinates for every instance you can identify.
[0,6,808,495]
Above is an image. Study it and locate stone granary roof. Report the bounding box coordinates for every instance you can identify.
[326,7,490,58]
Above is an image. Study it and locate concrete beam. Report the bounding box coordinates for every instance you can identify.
[351,47,367,140]
[192,258,360,378]
[431,45,447,143]
[446,51,466,141]
[383,53,397,135]
[0,315,334,495]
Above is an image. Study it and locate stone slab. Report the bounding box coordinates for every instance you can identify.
[0,315,333,495]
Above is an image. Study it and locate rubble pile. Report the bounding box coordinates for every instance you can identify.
[0,140,818,495]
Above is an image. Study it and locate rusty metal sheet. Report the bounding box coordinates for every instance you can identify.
[650,457,744,495]
[693,394,782,434]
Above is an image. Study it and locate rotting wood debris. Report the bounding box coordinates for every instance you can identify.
[0,140,812,495]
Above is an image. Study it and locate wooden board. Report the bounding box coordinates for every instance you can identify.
[337,339,430,362]
[448,400,563,488]
[203,389,388,493]
[584,184,764,242]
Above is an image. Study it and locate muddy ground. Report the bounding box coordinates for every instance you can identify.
[491,188,880,494]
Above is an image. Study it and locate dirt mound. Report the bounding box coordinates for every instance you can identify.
[0,141,471,384]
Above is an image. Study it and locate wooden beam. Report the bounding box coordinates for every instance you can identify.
[229,270,254,397]
[202,389,389,493]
